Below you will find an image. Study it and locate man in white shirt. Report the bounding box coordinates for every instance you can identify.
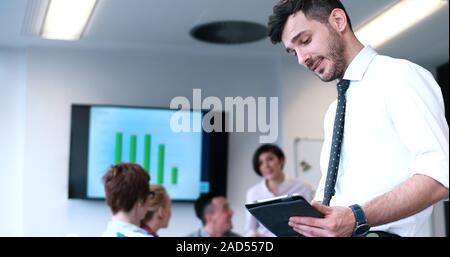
[267,0,449,237]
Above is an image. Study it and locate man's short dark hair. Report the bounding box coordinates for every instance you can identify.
[194,193,222,225]
[268,0,353,44]
[252,144,285,176]
[103,163,150,214]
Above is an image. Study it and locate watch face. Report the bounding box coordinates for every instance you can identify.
[355,224,370,236]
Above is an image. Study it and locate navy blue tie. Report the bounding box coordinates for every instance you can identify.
[323,79,350,206]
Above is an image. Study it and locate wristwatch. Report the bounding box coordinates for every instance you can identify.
[349,204,370,237]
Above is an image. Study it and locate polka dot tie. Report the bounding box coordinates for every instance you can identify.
[323,79,350,206]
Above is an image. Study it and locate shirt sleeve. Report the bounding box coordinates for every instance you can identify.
[386,61,449,188]
[313,175,326,203]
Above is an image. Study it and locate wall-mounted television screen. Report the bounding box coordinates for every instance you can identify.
[69,104,228,201]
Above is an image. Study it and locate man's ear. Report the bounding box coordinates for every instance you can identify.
[157,207,164,219]
[329,8,348,33]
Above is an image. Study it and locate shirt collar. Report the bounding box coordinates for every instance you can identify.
[342,46,378,82]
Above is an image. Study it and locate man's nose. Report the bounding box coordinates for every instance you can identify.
[296,51,310,67]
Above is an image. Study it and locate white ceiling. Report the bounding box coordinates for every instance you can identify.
[0,0,448,67]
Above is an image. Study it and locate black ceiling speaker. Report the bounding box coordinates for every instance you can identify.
[190,21,268,44]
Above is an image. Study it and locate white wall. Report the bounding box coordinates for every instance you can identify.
[0,48,26,236]
[19,47,279,236]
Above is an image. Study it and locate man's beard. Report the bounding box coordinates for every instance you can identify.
[317,27,346,82]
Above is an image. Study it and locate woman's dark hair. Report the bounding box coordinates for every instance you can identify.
[252,144,285,176]
[268,0,353,44]
[103,163,150,214]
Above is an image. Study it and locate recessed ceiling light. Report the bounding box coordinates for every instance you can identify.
[41,0,97,41]
[191,21,267,44]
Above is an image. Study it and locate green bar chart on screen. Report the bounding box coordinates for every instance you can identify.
[87,107,202,200]
[157,144,165,184]
[114,133,179,186]
[115,132,123,164]
[144,134,151,173]
[129,135,137,162]
[171,167,178,185]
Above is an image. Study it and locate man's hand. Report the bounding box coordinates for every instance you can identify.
[288,201,356,237]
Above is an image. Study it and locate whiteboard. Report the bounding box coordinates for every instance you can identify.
[294,138,324,190]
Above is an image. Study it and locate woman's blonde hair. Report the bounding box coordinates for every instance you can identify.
[142,184,170,222]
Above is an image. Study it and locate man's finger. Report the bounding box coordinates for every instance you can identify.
[292,227,314,237]
[289,216,327,228]
[312,201,332,214]
[294,224,329,237]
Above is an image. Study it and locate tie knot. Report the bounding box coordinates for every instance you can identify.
[337,79,350,96]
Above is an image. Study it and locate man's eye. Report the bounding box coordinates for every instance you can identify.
[302,38,311,45]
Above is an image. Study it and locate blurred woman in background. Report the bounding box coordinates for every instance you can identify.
[245,144,315,237]
[140,184,172,237]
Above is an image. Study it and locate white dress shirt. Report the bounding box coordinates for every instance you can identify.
[246,177,315,237]
[102,220,152,237]
[314,46,449,236]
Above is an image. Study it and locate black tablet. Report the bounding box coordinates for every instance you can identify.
[245,194,324,237]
